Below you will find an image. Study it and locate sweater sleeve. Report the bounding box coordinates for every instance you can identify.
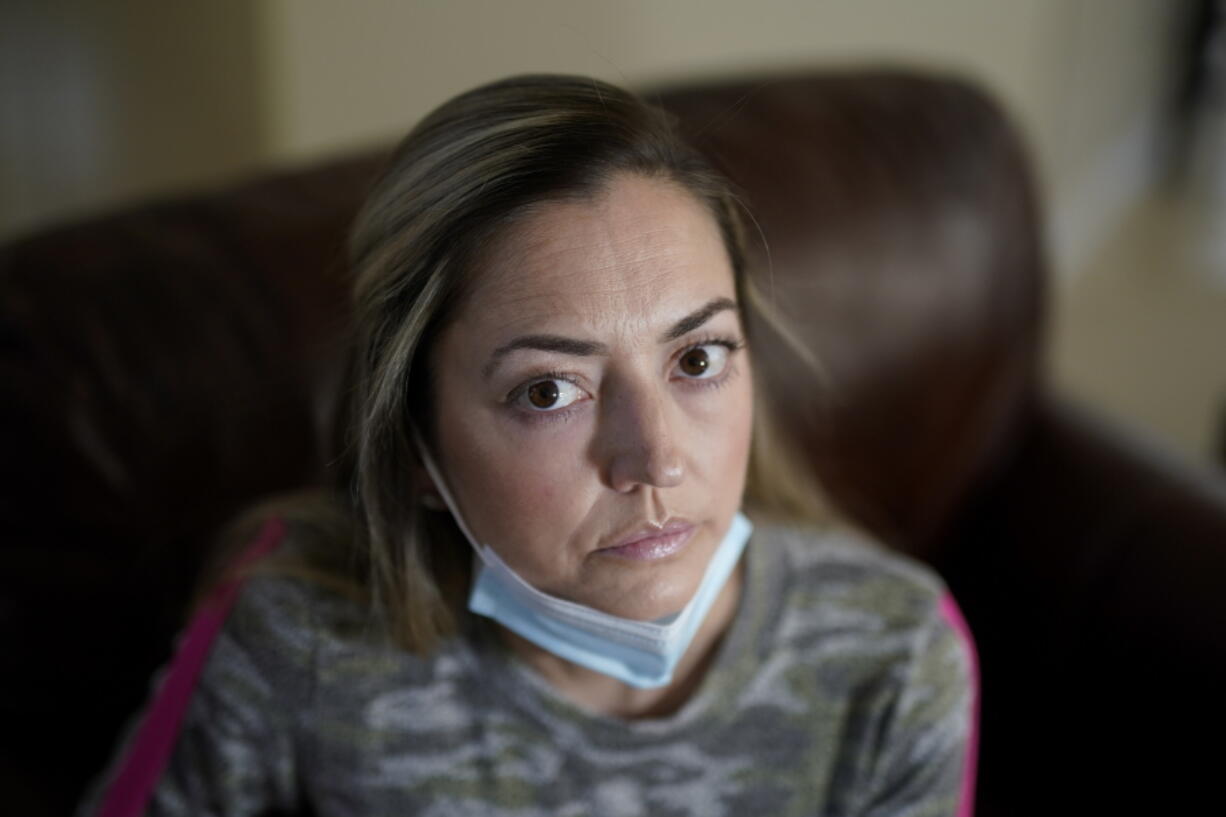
[857,591,980,817]
[79,574,315,817]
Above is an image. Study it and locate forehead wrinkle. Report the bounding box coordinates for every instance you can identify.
[453,176,734,357]
[477,284,660,343]
[488,195,696,278]
[473,175,714,283]
[495,248,694,317]
[470,237,685,331]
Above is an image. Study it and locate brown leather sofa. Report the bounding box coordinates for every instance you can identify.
[3,70,1224,816]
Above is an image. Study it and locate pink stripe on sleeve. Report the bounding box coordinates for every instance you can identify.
[94,517,287,817]
[938,592,980,817]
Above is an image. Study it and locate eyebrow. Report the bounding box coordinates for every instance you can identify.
[482,296,738,380]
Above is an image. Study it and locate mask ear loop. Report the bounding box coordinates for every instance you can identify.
[410,425,483,550]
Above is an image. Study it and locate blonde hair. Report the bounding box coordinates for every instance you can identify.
[228,75,828,654]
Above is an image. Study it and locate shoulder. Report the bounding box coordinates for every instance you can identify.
[748,518,976,700]
[209,529,462,712]
[752,519,950,627]
[195,525,383,712]
[745,520,979,813]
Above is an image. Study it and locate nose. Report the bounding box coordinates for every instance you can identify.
[600,379,686,493]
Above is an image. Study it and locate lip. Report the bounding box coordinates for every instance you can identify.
[598,520,698,562]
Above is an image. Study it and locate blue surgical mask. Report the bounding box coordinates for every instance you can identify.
[413,432,752,689]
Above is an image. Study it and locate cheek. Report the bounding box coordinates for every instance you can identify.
[691,374,754,472]
[724,384,755,484]
[496,460,582,519]
[437,393,594,554]
[712,387,755,531]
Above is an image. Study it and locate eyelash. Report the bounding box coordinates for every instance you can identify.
[504,334,747,426]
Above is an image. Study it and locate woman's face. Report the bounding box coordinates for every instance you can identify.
[429,173,753,622]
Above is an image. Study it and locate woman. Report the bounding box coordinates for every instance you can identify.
[85,74,977,816]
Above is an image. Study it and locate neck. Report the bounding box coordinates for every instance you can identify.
[498,556,745,720]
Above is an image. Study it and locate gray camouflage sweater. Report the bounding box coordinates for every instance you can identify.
[85,521,978,817]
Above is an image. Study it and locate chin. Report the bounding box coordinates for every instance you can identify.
[599,565,707,622]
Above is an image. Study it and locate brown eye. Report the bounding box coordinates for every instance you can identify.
[675,343,731,380]
[515,377,584,413]
[527,380,560,408]
[680,348,710,376]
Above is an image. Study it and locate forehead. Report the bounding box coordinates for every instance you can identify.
[454,174,736,341]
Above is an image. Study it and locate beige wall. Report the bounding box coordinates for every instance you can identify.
[3,0,1190,279]
[259,0,1052,160]
[1,0,265,240]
